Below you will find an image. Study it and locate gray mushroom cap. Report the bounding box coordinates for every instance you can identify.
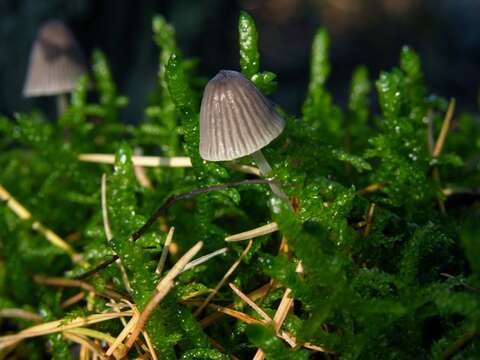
[23,20,87,97]
[199,70,285,161]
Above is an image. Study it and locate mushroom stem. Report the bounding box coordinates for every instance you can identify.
[56,93,69,116]
[251,150,288,201]
[251,150,272,175]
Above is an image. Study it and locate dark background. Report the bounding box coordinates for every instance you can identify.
[1,0,480,121]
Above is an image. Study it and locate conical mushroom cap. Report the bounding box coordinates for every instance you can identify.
[23,20,87,97]
[199,70,285,161]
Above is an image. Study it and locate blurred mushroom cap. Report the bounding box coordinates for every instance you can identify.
[199,70,284,161]
[23,19,87,97]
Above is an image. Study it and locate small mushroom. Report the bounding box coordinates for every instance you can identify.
[23,19,87,116]
[200,70,287,199]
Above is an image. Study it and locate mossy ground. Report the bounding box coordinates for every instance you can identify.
[0,11,479,360]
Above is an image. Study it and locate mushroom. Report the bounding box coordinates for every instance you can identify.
[23,19,87,116]
[199,70,287,199]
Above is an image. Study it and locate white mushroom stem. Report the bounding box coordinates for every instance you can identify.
[251,150,289,201]
[57,93,69,116]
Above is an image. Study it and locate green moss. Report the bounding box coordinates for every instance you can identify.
[0,10,479,360]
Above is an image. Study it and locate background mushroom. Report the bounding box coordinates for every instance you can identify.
[23,19,87,116]
[199,70,288,199]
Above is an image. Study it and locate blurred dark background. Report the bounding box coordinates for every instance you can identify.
[1,0,480,121]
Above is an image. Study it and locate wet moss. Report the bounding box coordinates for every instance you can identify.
[0,12,479,360]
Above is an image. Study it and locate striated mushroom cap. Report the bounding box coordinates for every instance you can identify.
[199,70,284,161]
[23,19,86,97]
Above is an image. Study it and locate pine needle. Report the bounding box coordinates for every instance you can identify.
[363,203,376,237]
[357,183,383,195]
[432,98,456,214]
[0,309,42,322]
[225,223,279,242]
[63,332,107,360]
[228,283,272,323]
[61,292,86,309]
[106,310,140,357]
[133,148,153,188]
[101,174,132,293]
[124,241,204,350]
[0,311,133,349]
[78,153,260,175]
[253,262,303,360]
[0,184,85,265]
[141,329,158,360]
[194,240,253,317]
[199,282,276,328]
[155,226,175,275]
[433,98,456,158]
[101,174,113,241]
[34,276,124,301]
[187,300,266,325]
[182,247,228,273]
[79,153,192,167]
